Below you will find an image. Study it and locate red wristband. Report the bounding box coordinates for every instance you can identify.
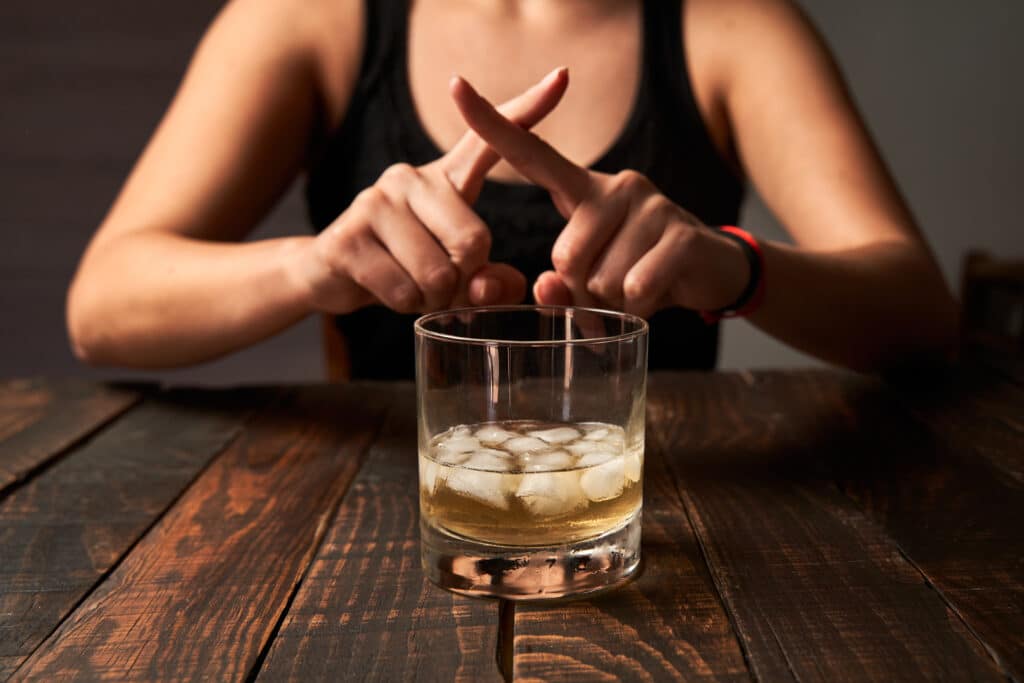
[699,226,766,324]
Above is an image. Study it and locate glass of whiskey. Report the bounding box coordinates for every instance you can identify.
[415,306,648,600]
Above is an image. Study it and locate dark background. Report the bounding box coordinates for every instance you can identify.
[2,0,1021,384]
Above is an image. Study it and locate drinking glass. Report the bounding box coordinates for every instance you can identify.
[415,305,648,600]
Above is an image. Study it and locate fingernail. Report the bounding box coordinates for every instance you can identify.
[449,74,464,91]
[471,277,502,304]
[532,279,546,304]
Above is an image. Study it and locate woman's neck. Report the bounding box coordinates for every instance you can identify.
[450,0,630,25]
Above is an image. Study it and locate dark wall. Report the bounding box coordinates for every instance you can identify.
[2,1,1021,382]
[0,0,321,385]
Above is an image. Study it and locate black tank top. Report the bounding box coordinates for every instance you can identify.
[306,0,744,380]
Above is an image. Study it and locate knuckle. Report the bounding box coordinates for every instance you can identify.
[614,169,649,193]
[666,222,699,251]
[451,226,491,262]
[422,264,458,297]
[638,194,673,223]
[623,272,651,301]
[382,162,417,186]
[586,273,620,301]
[551,241,582,276]
[388,284,421,313]
[658,200,682,224]
[355,186,388,213]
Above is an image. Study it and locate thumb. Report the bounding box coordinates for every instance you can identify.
[468,263,528,305]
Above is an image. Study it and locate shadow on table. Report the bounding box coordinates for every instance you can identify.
[651,366,1019,487]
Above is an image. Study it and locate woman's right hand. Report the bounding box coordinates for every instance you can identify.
[292,67,569,315]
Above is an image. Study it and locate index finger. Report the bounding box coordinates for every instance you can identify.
[443,67,569,201]
[450,75,592,217]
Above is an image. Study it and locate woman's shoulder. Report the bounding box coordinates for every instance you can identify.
[209,0,365,132]
[683,0,839,160]
[684,0,833,85]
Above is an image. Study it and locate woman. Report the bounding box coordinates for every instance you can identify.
[66,0,958,378]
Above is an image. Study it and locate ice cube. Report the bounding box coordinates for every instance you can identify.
[515,471,586,516]
[444,468,510,509]
[503,436,548,454]
[583,428,610,441]
[577,450,616,468]
[438,435,480,453]
[579,457,625,501]
[527,426,581,444]
[519,449,574,472]
[624,450,642,483]
[435,434,481,464]
[419,458,439,494]
[568,440,617,458]
[435,450,471,466]
[464,450,514,472]
[475,425,518,446]
[601,430,625,447]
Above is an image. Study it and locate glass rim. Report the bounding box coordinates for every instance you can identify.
[414,304,649,347]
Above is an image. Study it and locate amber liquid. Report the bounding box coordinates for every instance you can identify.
[419,420,643,547]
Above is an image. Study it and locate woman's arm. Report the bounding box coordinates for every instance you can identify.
[67,0,356,367]
[69,0,570,369]
[450,0,957,373]
[690,0,958,369]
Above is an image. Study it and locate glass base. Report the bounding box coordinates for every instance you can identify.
[420,511,641,601]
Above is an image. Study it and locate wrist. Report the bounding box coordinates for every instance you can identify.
[280,236,323,314]
[699,226,765,324]
[704,227,751,308]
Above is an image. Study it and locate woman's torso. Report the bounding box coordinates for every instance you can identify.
[306,0,744,379]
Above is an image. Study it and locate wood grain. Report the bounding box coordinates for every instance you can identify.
[512,376,750,682]
[11,385,388,681]
[0,378,140,496]
[255,384,503,683]
[0,379,51,443]
[0,388,254,679]
[787,371,1024,680]
[5,370,1020,680]
[651,371,1004,682]
[889,364,1024,486]
[970,352,1024,389]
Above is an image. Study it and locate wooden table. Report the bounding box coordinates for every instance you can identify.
[1,366,1021,681]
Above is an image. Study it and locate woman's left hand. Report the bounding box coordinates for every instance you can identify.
[451,75,752,319]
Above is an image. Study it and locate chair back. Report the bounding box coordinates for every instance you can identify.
[960,250,1024,357]
[322,315,351,382]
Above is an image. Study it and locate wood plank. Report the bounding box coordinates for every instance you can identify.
[970,353,1024,389]
[889,364,1024,485]
[0,388,258,679]
[511,375,750,681]
[652,371,1004,682]
[255,384,504,683]
[12,385,388,681]
[785,371,1024,680]
[0,379,51,443]
[0,379,140,496]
